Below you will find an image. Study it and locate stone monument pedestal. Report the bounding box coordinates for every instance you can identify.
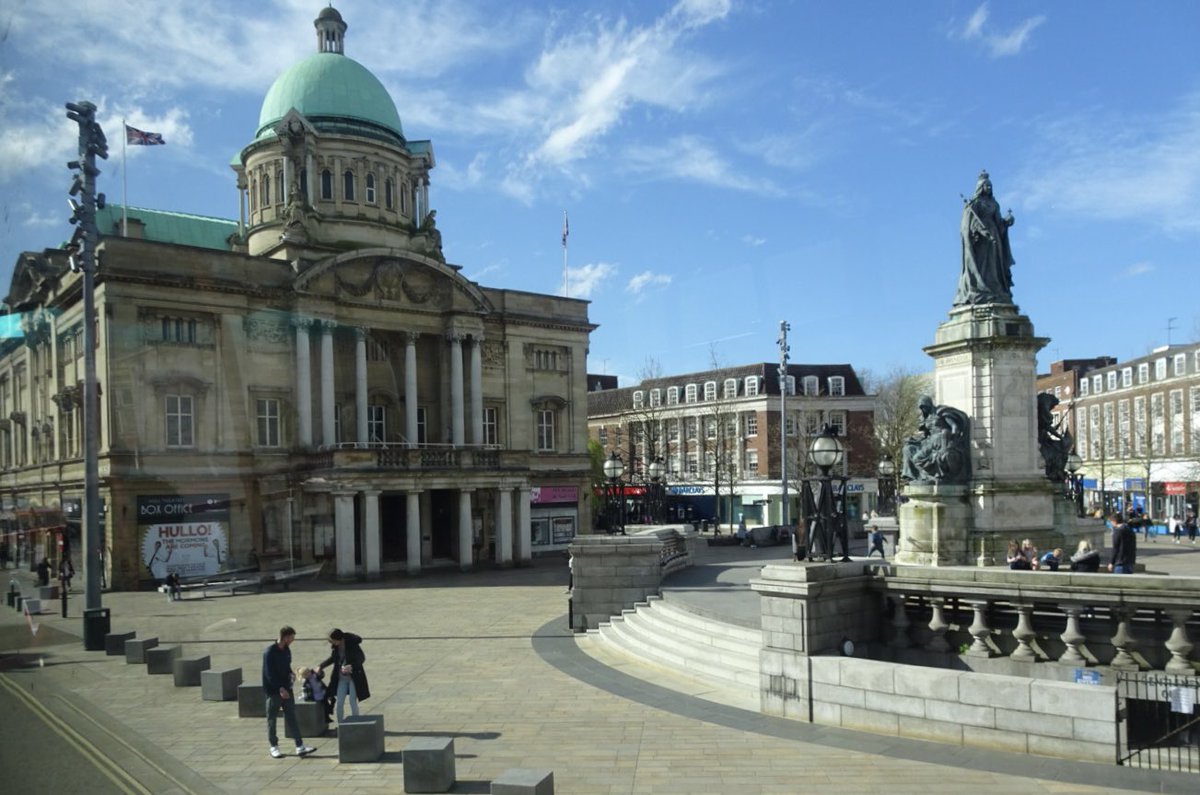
[895,485,972,566]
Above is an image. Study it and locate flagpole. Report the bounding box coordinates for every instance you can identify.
[121,119,128,237]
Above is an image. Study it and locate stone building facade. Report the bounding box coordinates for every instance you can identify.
[587,363,876,527]
[0,7,594,589]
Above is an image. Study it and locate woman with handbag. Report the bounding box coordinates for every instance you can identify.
[316,628,370,724]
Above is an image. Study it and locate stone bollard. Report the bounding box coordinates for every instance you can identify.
[201,668,242,701]
[125,637,159,664]
[146,645,182,674]
[172,655,211,687]
[287,701,329,740]
[402,736,455,792]
[492,768,555,795]
[237,683,266,717]
[105,631,136,656]
[337,714,384,762]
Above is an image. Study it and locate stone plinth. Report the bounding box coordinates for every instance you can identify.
[492,768,554,795]
[895,485,972,566]
[750,562,878,657]
[146,645,181,674]
[104,631,135,656]
[125,636,158,664]
[173,655,211,686]
[237,683,266,717]
[337,714,383,762]
[287,701,329,740]
[403,736,455,792]
[201,667,242,701]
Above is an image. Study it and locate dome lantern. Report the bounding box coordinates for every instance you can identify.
[315,5,347,54]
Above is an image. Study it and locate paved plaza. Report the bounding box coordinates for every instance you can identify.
[2,537,1199,794]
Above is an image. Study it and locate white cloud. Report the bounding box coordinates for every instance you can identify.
[624,135,782,194]
[627,270,672,295]
[567,261,616,298]
[955,3,1044,58]
[1017,93,1200,233]
[741,235,766,247]
[1122,262,1155,278]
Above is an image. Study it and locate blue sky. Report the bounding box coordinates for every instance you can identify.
[3,0,1200,387]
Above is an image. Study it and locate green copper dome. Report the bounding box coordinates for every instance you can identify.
[256,52,404,141]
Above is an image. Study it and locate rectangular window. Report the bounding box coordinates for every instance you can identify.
[1079,379,1088,396]
[785,375,796,396]
[632,391,644,409]
[828,376,845,396]
[685,384,697,403]
[744,376,759,396]
[667,387,679,405]
[649,388,661,408]
[705,418,717,439]
[1133,396,1147,455]
[1174,353,1186,376]
[597,426,607,446]
[1138,363,1150,384]
[483,407,498,446]
[256,398,280,447]
[1089,405,1101,460]
[685,417,697,439]
[1191,386,1200,453]
[334,402,343,444]
[785,414,796,437]
[704,382,717,401]
[416,406,427,445]
[1170,390,1184,453]
[1107,372,1117,391]
[724,379,738,399]
[1121,368,1132,388]
[1156,358,1167,380]
[828,410,846,437]
[1076,407,1087,459]
[745,449,758,475]
[803,376,818,396]
[1053,385,1061,399]
[365,174,377,204]
[1151,393,1165,455]
[1103,402,1115,458]
[368,404,385,443]
[1117,399,1130,458]
[745,414,758,436]
[1092,374,1102,394]
[805,411,822,436]
[165,394,194,448]
[686,453,698,476]
[669,419,679,441]
[536,409,556,451]
[725,418,737,437]
[367,338,388,361]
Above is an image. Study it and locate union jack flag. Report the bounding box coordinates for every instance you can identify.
[125,124,165,146]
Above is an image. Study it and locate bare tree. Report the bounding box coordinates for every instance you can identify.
[702,346,741,528]
[873,367,933,480]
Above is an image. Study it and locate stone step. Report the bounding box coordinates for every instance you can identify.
[597,610,759,690]
[651,596,762,644]
[636,598,761,653]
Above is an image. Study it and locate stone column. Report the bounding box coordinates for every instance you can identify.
[458,489,474,570]
[355,327,368,446]
[496,488,513,566]
[406,490,422,575]
[333,490,356,581]
[516,487,532,564]
[1010,604,1037,662]
[362,490,380,579]
[1110,607,1141,671]
[405,333,418,448]
[294,319,313,447]
[469,335,484,445]
[320,321,335,447]
[1058,605,1087,665]
[965,601,995,657]
[448,332,464,446]
[926,599,951,653]
[305,152,315,204]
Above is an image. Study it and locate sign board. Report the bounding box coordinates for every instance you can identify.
[845,483,865,493]
[138,494,230,580]
[668,485,708,495]
[1074,668,1102,686]
[530,485,578,504]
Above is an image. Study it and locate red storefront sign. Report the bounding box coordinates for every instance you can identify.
[1164,482,1188,496]
[531,485,579,504]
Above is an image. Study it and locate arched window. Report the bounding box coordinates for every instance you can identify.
[276,170,284,204]
[343,170,356,201]
[298,168,307,200]
[320,169,333,200]
[365,173,376,204]
[260,173,270,207]
[400,183,408,214]
[249,178,256,212]
[384,178,394,210]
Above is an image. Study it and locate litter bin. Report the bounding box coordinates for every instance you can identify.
[83,607,111,651]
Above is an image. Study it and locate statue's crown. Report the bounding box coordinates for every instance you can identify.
[978,169,990,182]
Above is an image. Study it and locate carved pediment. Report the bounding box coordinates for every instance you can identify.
[295,249,493,314]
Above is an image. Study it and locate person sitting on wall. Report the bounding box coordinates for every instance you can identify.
[1006,541,1031,570]
[1069,539,1101,572]
[1039,548,1063,572]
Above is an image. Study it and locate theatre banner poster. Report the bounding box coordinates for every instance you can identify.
[139,494,230,580]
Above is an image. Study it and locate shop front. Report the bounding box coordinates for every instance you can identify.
[530,485,579,553]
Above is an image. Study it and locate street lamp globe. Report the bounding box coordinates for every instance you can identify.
[1066,452,1081,474]
[878,455,895,478]
[603,452,624,481]
[808,426,843,472]
[648,458,664,482]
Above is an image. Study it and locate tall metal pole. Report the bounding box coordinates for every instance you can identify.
[777,321,791,532]
[66,101,108,627]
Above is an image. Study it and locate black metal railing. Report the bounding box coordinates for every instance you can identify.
[1117,671,1200,772]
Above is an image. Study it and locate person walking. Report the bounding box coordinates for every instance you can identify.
[318,628,370,725]
[263,626,315,759]
[1186,512,1198,545]
[36,557,51,586]
[1108,513,1137,574]
[866,525,887,560]
[1169,514,1182,543]
[58,558,74,592]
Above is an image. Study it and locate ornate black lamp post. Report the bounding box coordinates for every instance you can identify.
[603,452,626,535]
[877,454,895,516]
[807,425,849,562]
[647,457,665,524]
[1066,451,1084,517]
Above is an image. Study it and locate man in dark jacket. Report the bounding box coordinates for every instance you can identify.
[318,628,370,724]
[1108,514,1137,574]
[262,626,314,759]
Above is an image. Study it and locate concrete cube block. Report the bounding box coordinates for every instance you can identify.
[201,667,242,701]
[492,768,554,795]
[172,655,211,687]
[146,644,181,674]
[286,700,328,740]
[125,636,159,664]
[22,598,42,614]
[237,683,265,717]
[104,631,135,656]
[337,714,384,763]
[402,735,455,792]
[38,585,58,600]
